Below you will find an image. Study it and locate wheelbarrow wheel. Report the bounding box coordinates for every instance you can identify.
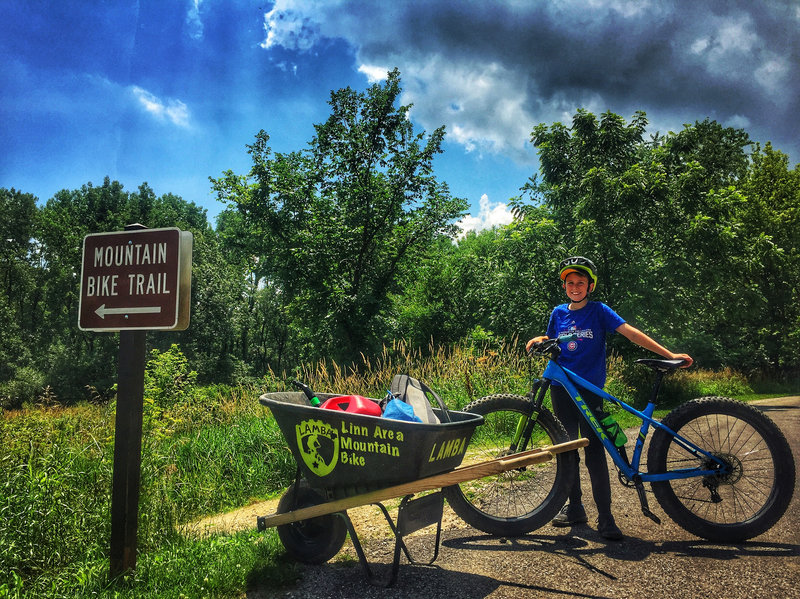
[277,480,348,564]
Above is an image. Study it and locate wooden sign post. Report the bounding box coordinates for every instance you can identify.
[78,224,192,577]
[110,327,147,577]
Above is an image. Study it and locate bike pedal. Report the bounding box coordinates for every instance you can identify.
[641,507,661,525]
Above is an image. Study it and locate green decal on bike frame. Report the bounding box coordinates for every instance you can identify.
[296,419,339,477]
[577,396,609,444]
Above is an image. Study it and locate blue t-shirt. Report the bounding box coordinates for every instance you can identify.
[546,301,626,388]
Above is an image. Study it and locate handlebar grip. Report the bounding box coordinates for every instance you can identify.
[528,333,576,357]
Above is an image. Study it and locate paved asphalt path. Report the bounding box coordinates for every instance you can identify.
[254,397,800,599]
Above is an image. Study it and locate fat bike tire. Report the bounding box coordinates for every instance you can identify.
[442,394,577,536]
[276,480,348,564]
[648,396,796,542]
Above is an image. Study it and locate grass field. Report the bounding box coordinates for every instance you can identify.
[1,342,793,598]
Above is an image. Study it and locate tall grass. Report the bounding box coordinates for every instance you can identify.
[0,364,298,597]
[0,340,764,598]
[267,335,532,410]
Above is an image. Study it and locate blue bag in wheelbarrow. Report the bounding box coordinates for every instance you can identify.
[382,398,421,422]
[259,390,483,499]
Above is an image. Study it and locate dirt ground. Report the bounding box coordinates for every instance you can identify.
[193,397,800,599]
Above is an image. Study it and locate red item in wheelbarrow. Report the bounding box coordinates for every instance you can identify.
[320,395,382,417]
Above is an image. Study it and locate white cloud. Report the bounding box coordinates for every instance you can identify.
[685,14,761,80]
[690,38,709,54]
[400,57,534,161]
[725,114,751,130]
[261,2,323,51]
[754,57,789,93]
[358,64,389,83]
[258,1,800,166]
[681,13,790,100]
[186,0,204,40]
[716,16,758,53]
[582,0,657,19]
[456,194,513,238]
[261,4,534,160]
[131,86,190,128]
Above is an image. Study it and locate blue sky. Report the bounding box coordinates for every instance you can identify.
[2,1,798,233]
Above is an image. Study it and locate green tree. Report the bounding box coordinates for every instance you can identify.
[170,228,250,383]
[213,69,468,365]
[739,143,800,370]
[30,179,221,400]
[394,235,484,346]
[0,189,41,407]
[528,111,766,368]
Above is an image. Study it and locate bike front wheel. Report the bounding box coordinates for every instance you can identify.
[442,394,577,536]
[648,396,796,542]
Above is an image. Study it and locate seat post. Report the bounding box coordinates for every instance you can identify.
[648,370,666,406]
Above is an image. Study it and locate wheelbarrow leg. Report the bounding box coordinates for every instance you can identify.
[343,492,445,587]
[394,492,444,566]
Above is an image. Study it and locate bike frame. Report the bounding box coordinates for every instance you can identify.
[540,359,730,482]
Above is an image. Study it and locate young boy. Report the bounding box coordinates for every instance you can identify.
[526,256,692,540]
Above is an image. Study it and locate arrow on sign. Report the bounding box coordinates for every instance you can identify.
[95,304,163,319]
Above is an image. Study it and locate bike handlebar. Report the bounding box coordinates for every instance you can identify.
[526,334,577,358]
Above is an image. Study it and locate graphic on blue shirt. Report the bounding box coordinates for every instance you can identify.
[546,301,626,387]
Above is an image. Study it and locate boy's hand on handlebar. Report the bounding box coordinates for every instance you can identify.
[526,336,549,353]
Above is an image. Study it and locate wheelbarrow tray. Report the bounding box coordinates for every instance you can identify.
[260,391,484,499]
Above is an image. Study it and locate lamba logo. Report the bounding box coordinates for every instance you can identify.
[296,419,340,477]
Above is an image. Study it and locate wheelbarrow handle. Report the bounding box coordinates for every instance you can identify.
[257,438,588,528]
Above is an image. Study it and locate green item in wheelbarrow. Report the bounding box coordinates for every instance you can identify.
[320,395,382,417]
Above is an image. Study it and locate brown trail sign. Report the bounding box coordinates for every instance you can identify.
[78,225,192,577]
[79,227,192,331]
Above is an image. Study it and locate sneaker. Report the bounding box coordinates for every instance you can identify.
[597,515,624,540]
[551,503,588,527]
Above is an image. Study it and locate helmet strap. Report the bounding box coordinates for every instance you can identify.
[564,282,593,308]
[570,295,589,308]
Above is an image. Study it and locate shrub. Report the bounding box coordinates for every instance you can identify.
[0,366,46,410]
[607,354,754,409]
[0,406,114,585]
[142,344,199,437]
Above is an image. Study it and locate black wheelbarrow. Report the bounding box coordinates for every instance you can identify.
[257,390,586,586]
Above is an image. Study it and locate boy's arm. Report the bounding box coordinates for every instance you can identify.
[615,323,693,367]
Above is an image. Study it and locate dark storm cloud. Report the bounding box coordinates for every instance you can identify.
[431,1,794,146]
[277,0,798,159]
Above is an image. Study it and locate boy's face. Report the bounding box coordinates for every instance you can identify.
[563,271,592,303]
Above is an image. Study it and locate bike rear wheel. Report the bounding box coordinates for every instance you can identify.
[442,394,577,536]
[648,396,796,542]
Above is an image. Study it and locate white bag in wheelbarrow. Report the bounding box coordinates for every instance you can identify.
[390,374,440,424]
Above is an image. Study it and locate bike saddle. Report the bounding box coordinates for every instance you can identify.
[635,358,687,373]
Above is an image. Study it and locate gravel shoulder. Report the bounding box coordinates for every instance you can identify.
[202,397,800,599]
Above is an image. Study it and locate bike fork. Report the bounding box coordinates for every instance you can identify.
[513,380,547,453]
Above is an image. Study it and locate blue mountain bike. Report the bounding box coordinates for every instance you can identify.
[443,334,796,542]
